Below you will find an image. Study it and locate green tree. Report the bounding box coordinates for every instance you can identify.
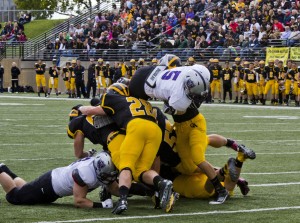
[14,0,97,19]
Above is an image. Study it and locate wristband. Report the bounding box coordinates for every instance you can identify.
[93,202,103,208]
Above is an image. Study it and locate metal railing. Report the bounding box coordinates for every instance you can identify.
[22,1,117,59]
[0,42,25,60]
[21,46,268,63]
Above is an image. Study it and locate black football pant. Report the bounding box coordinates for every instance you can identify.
[223,84,232,101]
[11,79,19,93]
[75,80,86,98]
[86,79,96,98]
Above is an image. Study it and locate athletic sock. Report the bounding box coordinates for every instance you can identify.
[119,185,129,199]
[235,153,245,168]
[211,176,225,192]
[153,175,164,191]
[226,138,238,151]
[0,164,18,179]
[129,183,155,197]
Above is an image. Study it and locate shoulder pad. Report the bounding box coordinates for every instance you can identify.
[72,169,87,187]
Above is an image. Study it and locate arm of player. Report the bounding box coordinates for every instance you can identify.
[73,182,94,208]
[73,132,88,159]
[79,105,107,116]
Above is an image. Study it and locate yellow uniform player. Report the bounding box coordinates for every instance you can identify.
[47,60,61,97]
[96,58,107,93]
[79,83,176,214]
[34,60,47,97]
[263,59,279,105]
[232,57,244,103]
[62,62,71,97]
[243,62,258,104]
[209,59,222,103]
[69,60,77,98]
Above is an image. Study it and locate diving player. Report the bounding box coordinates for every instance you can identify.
[0,152,117,208]
[79,83,175,214]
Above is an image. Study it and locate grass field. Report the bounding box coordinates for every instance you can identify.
[0,94,299,223]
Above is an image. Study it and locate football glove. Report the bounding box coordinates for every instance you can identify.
[72,104,83,116]
[87,149,97,157]
[163,102,176,115]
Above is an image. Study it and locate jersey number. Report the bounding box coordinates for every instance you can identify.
[164,120,176,149]
[161,71,181,81]
[126,97,155,117]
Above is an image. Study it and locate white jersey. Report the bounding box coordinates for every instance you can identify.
[144,66,193,112]
[51,157,101,197]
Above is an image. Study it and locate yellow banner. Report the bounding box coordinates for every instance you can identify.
[266,47,289,65]
[290,47,300,61]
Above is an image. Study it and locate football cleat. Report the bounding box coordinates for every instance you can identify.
[237,177,250,196]
[227,157,239,182]
[238,144,256,160]
[111,198,128,214]
[152,192,161,209]
[209,188,229,205]
[99,185,112,202]
[165,192,179,213]
[158,179,174,212]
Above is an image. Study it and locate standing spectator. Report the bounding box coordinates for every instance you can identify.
[86,58,96,98]
[0,63,4,93]
[11,62,20,93]
[73,60,86,98]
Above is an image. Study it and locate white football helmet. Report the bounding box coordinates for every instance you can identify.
[93,151,118,185]
[158,54,182,69]
[183,64,210,107]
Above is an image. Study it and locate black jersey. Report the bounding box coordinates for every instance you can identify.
[100,93,157,129]
[127,65,138,78]
[35,63,46,75]
[255,67,266,81]
[244,69,257,83]
[49,66,60,78]
[96,65,107,77]
[129,66,157,100]
[264,66,279,80]
[210,65,222,80]
[278,66,287,81]
[221,68,233,85]
[154,107,180,167]
[67,115,119,150]
[232,64,244,78]
[173,107,199,123]
[286,68,297,81]
[62,67,71,81]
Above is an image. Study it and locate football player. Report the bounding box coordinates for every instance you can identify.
[69,60,77,98]
[62,62,72,98]
[104,62,114,87]
[34,59,47,97]
[209,59,222,103]
[284,60,293,106]
[96,58,107,94]
[255,60,266,104]
[151,58,158,66]
[68,104,119,158]
[186,57,196,66]
[296,71,300,107]
[0,152,117,208]
[79,83,176,214]
[243,62,259,105]
[221,61,233,103]
[127,59,137,79]
[47,59,61,97]
[128,57,234,204]
[276,61,287,105]
[263,59,279,105]
[232,57,244,103]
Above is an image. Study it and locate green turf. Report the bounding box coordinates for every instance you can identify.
[0,94,300,223]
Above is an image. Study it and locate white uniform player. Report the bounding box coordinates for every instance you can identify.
[0,152,117,208]
[144,64,210,112]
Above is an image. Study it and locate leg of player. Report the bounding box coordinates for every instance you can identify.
[0,163,26,192]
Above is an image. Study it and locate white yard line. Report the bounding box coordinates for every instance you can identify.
[242,171,300,175]
[250,182,300,187]
[1,95,300,110]
[207,152,300,156]
[36,206,300,223]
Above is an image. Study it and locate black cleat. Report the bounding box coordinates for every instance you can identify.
[158,179,174,212]
[227,157,239,182]
[99,186,112,202]
[237,177,250,196]
[238,144,256,160]
[209,188,229,205]
[112,198,128,214]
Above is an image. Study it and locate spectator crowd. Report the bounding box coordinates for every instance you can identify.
[45,0,300,61]
[0,11,31,42]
